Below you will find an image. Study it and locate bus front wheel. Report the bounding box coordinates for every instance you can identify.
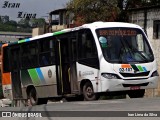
[82,82,98,101]
[128,89,145,98]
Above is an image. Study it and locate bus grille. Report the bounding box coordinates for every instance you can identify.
[120,71,150,77]
[122,82,149,87]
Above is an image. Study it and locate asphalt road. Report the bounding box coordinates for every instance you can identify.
[1,97,160,120]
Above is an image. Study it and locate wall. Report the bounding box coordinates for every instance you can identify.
[32,28,44,37]
[129,7,160,97]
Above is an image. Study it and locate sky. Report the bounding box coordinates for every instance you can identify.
[0,0,70,21]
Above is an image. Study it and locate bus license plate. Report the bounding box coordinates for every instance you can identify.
[130,86,140,90]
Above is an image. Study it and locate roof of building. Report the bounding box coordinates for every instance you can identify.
[0,31,32,43]
[49,8,67,15]
[0,31,31,36]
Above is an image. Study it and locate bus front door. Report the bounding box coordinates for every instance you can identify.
[56,37,78,95]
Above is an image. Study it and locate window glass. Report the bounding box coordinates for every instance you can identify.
[21,41,38,68]
[21,44,29,68]
[78,29,99,69]
[78,29,98,59]
[29,42,38,67]
[3,47,10,72]
[96,28,154,63]
[39,39,55,66]
[153,20,160,39]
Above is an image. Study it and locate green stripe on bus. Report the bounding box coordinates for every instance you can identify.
[131,65,139,71]
[137,66,144,72]
[53,31,65,35]
[28,69,40,85]
[21,70,33,86]
[18,40,25,43]
[8,41,18,46]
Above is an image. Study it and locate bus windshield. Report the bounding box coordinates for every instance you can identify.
[96,27,154,63]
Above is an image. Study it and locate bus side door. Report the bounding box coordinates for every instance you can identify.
[10,46,22,99]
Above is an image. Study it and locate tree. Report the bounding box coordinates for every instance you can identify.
[66,0,160,24]
[67,0,120,24]
[6,20,17,26]
[18,18,30,28]
[0,16,2,23]
[1,15,9,23]
[29,18,45,28]
[17,18,32,32]
[36,18,46,27]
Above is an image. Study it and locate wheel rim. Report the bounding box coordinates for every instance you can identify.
[86,86,93,98]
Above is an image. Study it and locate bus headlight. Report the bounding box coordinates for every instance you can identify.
[151,70,159,77]
[101,73,121,79]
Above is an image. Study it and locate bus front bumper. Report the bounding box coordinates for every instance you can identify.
[101,76,159,92]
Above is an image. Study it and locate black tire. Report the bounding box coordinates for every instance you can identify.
[28,88,47,106]
[82,82,99,101]
[128,89,145,98]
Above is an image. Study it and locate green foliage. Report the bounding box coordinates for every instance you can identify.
[1,15,9,23]
[0,16,45,32]
[29,18,45,28]
[67,0,120,23]
[0,22,17,32]
[7,20,18,26]
[67,0,160,23]
[18,18,30,28]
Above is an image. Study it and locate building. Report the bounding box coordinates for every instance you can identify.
[48,8,75,32]
[129,5,160,97]
[32,8,76,36]
[0,31,32,43]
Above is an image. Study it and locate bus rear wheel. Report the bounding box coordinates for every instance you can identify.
[128,89,145,98]
[28,88,47,106]
[82,82,99,101]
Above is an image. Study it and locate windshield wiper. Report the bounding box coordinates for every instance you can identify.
[135,51,149,62]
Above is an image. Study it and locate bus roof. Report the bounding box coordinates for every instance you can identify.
[61,22,142,31]
[3,22,142,47]
[81,21,142,29]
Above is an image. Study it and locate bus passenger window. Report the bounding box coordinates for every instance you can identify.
[39,39,55,66]
[21,44,30,68]
[39,53,50,66]
[29,42,38,67]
